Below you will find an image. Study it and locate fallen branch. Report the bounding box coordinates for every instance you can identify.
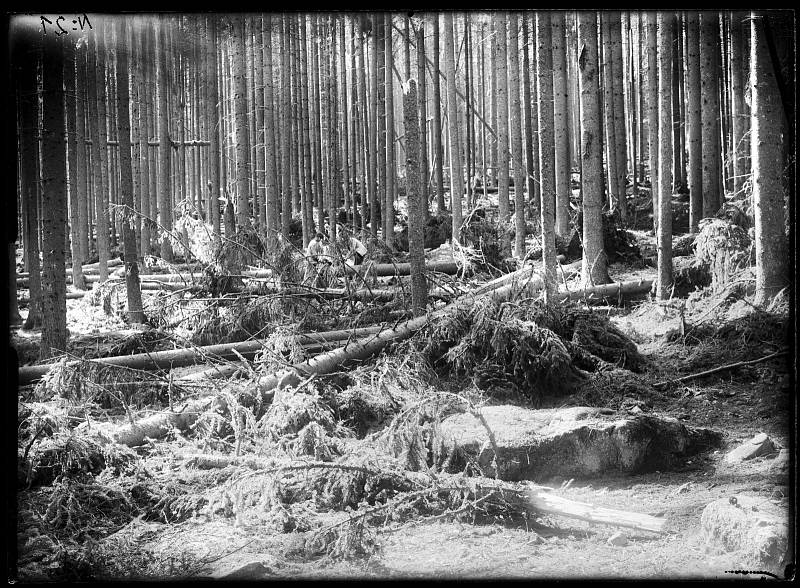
[653,350,788,389]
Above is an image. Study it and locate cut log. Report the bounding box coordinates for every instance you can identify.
[557,278,654,303]
[17,325,386,385]
[522,485,667,533]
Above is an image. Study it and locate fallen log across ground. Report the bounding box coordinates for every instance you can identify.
[17,325,387,386]
[103,264,544,447]
[16,258,124,281]
[556,278,654,304]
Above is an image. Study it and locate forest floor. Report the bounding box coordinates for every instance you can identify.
[12,218,794,581]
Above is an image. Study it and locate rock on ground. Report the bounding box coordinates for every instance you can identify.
[437,406,722,481]
[724,433,776,464]
[701,494,789,570]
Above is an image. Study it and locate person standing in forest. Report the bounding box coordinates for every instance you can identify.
[305,231,331,288]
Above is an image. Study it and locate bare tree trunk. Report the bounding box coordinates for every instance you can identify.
[610,11,628,222]
[656,12,674,300]
[139,23,152,257]
[232,16,251,229]
[443,13,463,243]
[385,13,396,246]
[404,79,428,315]
[92,23,113,277]
[431,14,445,214]
[156,17,174,261]
[494,13,510,221]
[645,12,659,233]
[39,32,68,359]
[729,11,748,197]
[600,13,619,213]
[536,13,558,299]
[577,11,612,287]
[65,39,86,291]
[300,17,315,241]
[522,15,539,215]
[280,16,293,237]
[750,12,788,306]
[74,40,90,272]
[417,17,430,225]
[551,12,571,237]
[700,12,721,217]
[357,20,372,234]
[685,12,702,232]
[340,17,352,231]
[116,19,146,323]
[262,15,278,245]
[508,14,526,259]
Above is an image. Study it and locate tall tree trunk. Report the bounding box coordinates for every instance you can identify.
[357,21,372,234]
[729,11,748,197]
[253,17,266,233]
[369,18,380,239]
[656,12,674,300]
[750,12,788,306]
[232,16,251,229]
[92,23,113,277]
[600,13,619,212]
[700,12,721,217]
[20,34,41,330]
[340,17,352,231]
[206,17,222,239]
[431,14,445,214]
[74,39,90,271]
[494,13,510,221]
[523,15,540,213]
[685,12,703,232]
[39,32,68,359]
[577,11,612,287]
[610,11,628,221]
[139,23,152,257]
[404,79,428,315]
[385,14,396,246]
[300,17,315,241]
[417,18,430,225]
[116,19,146,323]
[443,13,463,243]
[65,38,86,291]
[536,13,558,299]
[508,14,526,259]
[262,15,278,245]
[156,17,174,261]
[375,15,386,241]
[551,12,571,237]
[645,12,659,233]
[280,16,293,237]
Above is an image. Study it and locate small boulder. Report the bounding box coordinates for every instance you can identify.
[701,494,788,569]
[607,531,629,546]
[724,433,775,464]
[216,560,274,580]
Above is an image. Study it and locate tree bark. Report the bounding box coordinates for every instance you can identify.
[536,13,558,300]
[577,11,612,287]
[656,12,675,300]
[552,12,571,238]
[116,19,146,323]
[750,12,788,306]
[700,12,721,217]
[65,39,86,292]
[156,17,174,261]
[431,14,445,214]
[39,32,69,360]
[729,11,748,198]
[685,12,703,232]
[645,12,659,233]
[417,18,430,226]
[494,13,510,221]
[385,14,396,246]
[610,11,629,221]
[404,79,428,316]
[443,13,464,243]
[508,14,526,260]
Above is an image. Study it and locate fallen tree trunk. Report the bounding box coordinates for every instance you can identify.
[17,258,124,280]
[18,325,387,385]
[102,264,545,447]
[253,267,544,401]
[556,278,654,304]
